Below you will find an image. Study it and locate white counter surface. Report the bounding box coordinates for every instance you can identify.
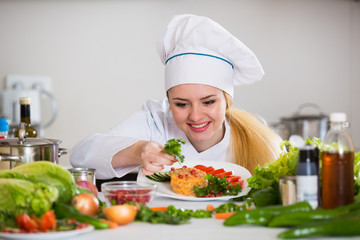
[69,196,359,240]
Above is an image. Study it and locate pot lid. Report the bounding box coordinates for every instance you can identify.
[281,103,328,121]
[0,138,61,147]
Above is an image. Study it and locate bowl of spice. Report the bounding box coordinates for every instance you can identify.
[101,181,157,206]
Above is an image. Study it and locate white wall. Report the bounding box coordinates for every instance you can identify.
[0,0,359,167]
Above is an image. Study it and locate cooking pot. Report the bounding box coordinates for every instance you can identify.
[0,125,67,169]
[280,103,329,140]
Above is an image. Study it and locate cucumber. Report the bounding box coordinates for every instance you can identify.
[146,171,171,182]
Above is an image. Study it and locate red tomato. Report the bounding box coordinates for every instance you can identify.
[231,180,244,187]
[208,168,225,176]
[225,176,241,182]
[215,171,233,179]
[204,166,215,173]
[16,214,39,232]
[40,210,57,230]
[193,165,208,172]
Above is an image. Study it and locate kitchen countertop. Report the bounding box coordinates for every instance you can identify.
[69,196,359,240]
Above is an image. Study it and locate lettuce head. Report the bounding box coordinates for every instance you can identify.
[0,178,58,217]
[11,161,77,204]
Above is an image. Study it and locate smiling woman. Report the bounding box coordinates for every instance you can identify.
[70,14,282,180]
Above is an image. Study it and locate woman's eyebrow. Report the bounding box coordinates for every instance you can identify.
[200,94,217,100]
[171,95,217,101]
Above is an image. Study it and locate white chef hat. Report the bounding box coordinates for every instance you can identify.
[156,14,264,97]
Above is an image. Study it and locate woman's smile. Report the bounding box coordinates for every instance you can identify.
[188,121,211,132]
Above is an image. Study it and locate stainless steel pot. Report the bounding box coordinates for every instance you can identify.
[280,103,329,140]
[0,128,67,169]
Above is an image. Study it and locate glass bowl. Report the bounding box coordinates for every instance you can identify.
[101,181,157,206]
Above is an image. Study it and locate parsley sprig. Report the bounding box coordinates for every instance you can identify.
[161,139,186,164]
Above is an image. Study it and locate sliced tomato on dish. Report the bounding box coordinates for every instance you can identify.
[208,168,225,176]
[215,171,233,179]
[193,165,208,172]
[204,166,215,173]
[230,180,244,187]
[225,176,242,183]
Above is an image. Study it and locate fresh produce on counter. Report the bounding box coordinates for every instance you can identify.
[0,161,123,233]
[53,202,109,230]
[161,138,186,164]
[132,203,212,225]
[268,201,360,227]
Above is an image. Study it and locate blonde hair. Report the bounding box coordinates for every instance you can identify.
[224,93,283,174]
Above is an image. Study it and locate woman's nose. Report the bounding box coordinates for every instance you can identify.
[188,105,202,122]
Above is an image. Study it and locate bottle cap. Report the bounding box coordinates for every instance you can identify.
[0,118,9,131]
[19,97,31,105]
[299,145,317,163]
[330,112,346,122]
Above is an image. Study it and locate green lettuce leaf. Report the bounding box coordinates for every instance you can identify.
[0,178,58,217]
[11,161,77,204]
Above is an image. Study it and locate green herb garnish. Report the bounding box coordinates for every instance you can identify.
[162,139,186,163]
[193,174,242,197]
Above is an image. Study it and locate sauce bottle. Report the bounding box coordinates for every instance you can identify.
[14,97,38,138]
[321,112,354,209]
[296,145,319,209]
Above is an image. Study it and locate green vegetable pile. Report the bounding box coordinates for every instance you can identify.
[0,161,106,231]
[162,139,186,163]
[222,201,360,239]
[131,204,212,225]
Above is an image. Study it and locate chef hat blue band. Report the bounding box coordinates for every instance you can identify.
[165,52,234,69]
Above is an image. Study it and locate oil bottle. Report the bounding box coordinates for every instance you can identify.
[14,97,38,138]
[321,112,354,209]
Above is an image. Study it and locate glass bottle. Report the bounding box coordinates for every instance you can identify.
[0,118,9,139]
[296,145,319,209]
[14,97,38,138]
[321,112,354,209]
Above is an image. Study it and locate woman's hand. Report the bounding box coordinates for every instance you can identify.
[140,141,178,175]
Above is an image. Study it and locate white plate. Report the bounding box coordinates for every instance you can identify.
[0,225,94,240]
[137,160,252,201]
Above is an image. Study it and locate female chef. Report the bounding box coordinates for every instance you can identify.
[70,14,283,179]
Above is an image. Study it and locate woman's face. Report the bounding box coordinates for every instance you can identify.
[167,84,227,152]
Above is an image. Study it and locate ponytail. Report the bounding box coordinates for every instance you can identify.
[224,93,283,174]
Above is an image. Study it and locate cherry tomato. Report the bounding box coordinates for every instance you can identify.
[102,204,137,225]
[15,214,39,232]
[40,210,57,230]
[72,193,100,216]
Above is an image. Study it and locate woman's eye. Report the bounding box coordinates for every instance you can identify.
[203,100,215,106]
[175,102,187,108]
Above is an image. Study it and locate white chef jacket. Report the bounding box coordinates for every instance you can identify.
[70,98,231,179]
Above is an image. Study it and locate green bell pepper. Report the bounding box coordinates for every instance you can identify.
[224,201,312,226]
[278,215,360,239]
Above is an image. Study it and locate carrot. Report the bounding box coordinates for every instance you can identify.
[215,212,236,219]
[206,204,215,212]
[100,219,118,229]
[150,206,168,212]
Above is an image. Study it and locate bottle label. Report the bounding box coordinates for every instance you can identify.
[296,175,318,209]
